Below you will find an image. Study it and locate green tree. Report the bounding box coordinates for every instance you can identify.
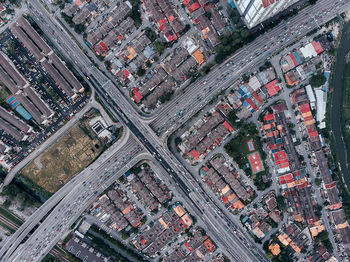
[204,11,212,19]
[154,41,165,55]
[7,40,17,54]
[145,27,157,41]
[309,73,326,87]
[137,68,146,76]
[74,23,85,34]
[240,28,250,39]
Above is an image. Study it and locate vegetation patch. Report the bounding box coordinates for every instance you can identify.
[224,123,264,171]
[21,112,108,193]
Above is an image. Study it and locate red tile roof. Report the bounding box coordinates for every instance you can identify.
[190,149,200,160]
[312,40,324,54]
[223,121,234,132]
[264,113,275,122]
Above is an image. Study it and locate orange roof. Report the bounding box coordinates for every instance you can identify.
[75,0,83,6]
[221,184,230,195]
[232,200,245,209]
[122,204,132,215]
[310,224,325,237]
[181,214,193,227]
[223,121,234,132]
[252,227,264,238]
[173,205,186,217]
[159,217,168,228]
[227,193,237,202]
[192,49,204,65]
[338,222,349,229]
[290,241,301,253]
[263,123,273,130]
[269,243,281,256]
[294,214,304,222]
[133,221,141,228]
[286,73,299,86]
[203,238,215,253]
[278,233,291,246]
[127,46,136,60]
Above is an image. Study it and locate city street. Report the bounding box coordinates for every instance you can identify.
[1,0,350,261]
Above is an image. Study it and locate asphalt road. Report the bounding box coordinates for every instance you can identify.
[3,0,349,261]
[0,129,143,260]
[20,3,268,259]
[150,0,350,136]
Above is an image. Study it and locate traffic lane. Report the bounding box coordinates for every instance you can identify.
[151,0,349,133]
[25,1,262,260]
[0,129,133,260]
[10,144,147,261]
[88,76,265,261]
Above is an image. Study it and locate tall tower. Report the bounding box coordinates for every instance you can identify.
[234,0,300,28]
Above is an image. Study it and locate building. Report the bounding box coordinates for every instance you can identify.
[0,51,53,125]
[233,0,300,28]
[66,236,109,262]
[11,16,83,99]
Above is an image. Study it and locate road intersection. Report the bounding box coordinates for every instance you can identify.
[2,0,350,261]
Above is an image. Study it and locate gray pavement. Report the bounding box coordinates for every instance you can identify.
[3,0,349,261]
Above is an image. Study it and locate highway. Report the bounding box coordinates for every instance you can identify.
[2,0,349,261]
[150,0,350,137]
[0,129,144,260]
[19,3,269,261]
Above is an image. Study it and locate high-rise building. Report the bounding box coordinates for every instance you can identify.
[234,0,300,28]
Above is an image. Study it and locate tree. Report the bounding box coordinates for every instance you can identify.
[240,28,250,39]
[204,11,212,19]
[154,41,165,55]
[144,61,151,68]
[309,73,326,87]
[104,60,111,69]
[145,27,157,41]
[242,74,250,82]
[276,195,287,211]
[315,178,322,186]
[7,40,17,54]
[74,23,85,34]
[128,1,142,28]
[175,137,182,146]
[136,68,146,76]
[61,12,74,27]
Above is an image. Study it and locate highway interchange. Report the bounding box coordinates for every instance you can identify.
[1,0,350,261]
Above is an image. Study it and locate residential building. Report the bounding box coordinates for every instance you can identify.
[234,0,300,28]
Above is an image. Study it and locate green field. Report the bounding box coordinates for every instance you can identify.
[224,123,264,173]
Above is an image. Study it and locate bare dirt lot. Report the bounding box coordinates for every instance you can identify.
[22,119,104,193]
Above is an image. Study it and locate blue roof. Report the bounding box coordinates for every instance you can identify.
[15,105,32,121]
[11,101,19,108]
[293,52,302,65]
[227,0,236,8]
[7,96,15,104]
[238,88,246,97]
[243,100,249,107]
